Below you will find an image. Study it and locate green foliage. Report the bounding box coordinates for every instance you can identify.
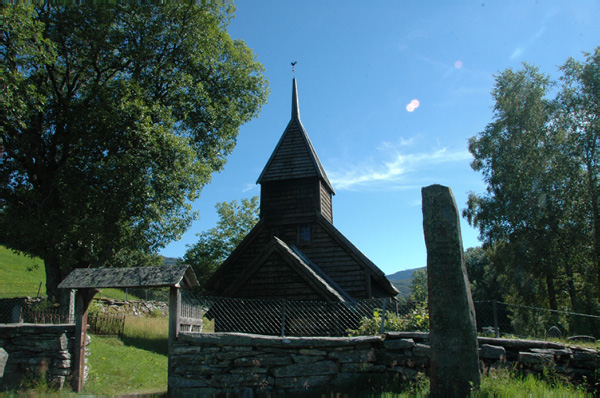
[408,268,428,303]
[347,303,429,336]
[465,47,600,324]
[183,196,259,291]
[0,4,269,302]
[464,246,504,302]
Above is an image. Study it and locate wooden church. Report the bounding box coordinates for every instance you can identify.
[206,79,398,306]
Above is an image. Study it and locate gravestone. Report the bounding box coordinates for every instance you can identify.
[0,347,7,389]
[422,184,480,397]
[547,326,562,339]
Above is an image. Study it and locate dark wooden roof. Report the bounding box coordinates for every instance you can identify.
[223,236,352,302]
[58,264,199,289]
[314,214,399,297]
[257,79,335,194]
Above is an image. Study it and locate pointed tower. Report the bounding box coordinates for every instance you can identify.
[257,79,335,225]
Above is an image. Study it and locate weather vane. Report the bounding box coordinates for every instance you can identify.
[291,61,297,76]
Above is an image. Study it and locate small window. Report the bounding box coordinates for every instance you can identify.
[297,224,311,246]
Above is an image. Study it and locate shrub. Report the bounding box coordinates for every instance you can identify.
[347,302,429,336]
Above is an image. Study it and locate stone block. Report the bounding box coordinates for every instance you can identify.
[275,375,331,389]
[209,372,268,388]
[413,344,431,358]
[292,354,325,364]
[341,362,387,373]
[572,349,599,369]
[230,366,268,374]
[479,344,506,360]
[234,354,293,367]
[328,348,376,363]
[518,352,553,365]
[272,360,338,378]
[383,338,415,351]
[298,348,327,356]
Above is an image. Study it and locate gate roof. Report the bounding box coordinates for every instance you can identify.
[58,264,199,289]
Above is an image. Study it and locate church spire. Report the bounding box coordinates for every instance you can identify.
[291,78,300,120]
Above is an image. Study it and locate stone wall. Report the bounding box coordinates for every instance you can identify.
[93,297,168,316]
[169,331,600,396]
[0,324,80,390]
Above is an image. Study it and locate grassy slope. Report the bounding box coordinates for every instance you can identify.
[0,245,46,297]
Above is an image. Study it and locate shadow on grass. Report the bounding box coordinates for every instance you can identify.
[121,335,168,356]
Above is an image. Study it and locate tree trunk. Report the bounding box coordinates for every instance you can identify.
[563,261,578,312]
[545,274,558,311]
[44,254,63,303]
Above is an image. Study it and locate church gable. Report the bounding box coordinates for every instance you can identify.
[222,236,349,301]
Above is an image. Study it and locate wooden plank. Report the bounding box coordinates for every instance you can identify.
[168,287,180,347]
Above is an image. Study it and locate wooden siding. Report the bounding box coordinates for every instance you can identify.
[234,252,323,300]
[261,179,320,224]
[211,230,272,293]
[264,224,368,299]
[319,181,333,223]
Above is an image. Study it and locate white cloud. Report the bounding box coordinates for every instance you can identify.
[328,145,471,191]
[242,183,258,193]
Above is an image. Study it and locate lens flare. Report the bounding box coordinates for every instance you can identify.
[406,99,420,112]
[454,60,463,69]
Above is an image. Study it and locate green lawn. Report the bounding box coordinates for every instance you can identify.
[0,245,46,297]
[84,335,168,396]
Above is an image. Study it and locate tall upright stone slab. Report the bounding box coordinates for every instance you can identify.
[422,184,480,397]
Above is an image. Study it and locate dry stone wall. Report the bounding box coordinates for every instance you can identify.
[0,324,83,390]
[169,331,600,397]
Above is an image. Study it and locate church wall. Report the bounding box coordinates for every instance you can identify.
[261,179,320,224]
[319,182,333,223]
[302,225,368,299]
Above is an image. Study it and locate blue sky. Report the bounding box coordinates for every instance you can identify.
[160,1,600,275]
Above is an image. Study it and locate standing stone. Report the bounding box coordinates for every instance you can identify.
[422,184,480,397]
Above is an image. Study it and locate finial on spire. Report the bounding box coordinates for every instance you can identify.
[291,61,297,76]
[291,75,300,120]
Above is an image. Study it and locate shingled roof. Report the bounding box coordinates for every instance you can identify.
[58,264,199,289]
[257,79,335,194]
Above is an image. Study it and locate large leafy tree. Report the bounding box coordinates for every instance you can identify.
[182,196,259,291]
[557,48,600,301]
[0,4,269,302]
[465,48,600,315]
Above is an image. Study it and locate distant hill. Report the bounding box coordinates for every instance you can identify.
[386,266,425,298]
[162,256,180,266]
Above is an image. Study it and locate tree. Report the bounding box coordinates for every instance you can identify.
[464,246,503,302]
[465,48,600,315]
[0,4,269,302]
[557,48,600,302]
[182,196,259,291]
[408,268,428,303]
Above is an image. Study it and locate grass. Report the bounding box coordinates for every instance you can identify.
[475,366,589,397]
[84,315,170,395]
[0,244,140,301]
[0,245,46,297]
[84,335,168,396]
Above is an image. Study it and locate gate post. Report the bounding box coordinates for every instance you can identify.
[73,288,98,393]
[169,286,181,347]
